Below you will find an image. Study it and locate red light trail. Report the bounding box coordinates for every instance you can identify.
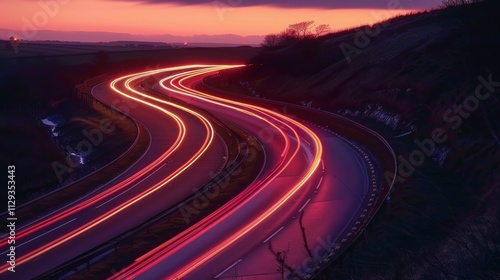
[0,65,326,279]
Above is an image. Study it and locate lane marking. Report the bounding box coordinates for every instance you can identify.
[0,125,154,239]
[95,164,166,209]
[263,226,284,243]
[298,199,311,213]
[1,218,77,254]
[215,259,242,279]
[303,139,311,146]
[316,176,324,190]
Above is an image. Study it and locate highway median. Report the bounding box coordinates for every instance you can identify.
[36,79,266,280]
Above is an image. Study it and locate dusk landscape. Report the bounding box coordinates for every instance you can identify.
[1,0,499,279]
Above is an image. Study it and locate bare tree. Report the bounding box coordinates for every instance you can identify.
[267,241,304,280]
[287,21,315,39]
[315,24,332,37]
[262,34,281,47]
[276,245,289,279]
[261,20,331,47]
[278,28,301,45]
[299,211,318,271]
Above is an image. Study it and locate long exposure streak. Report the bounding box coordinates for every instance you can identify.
[108,65,323,279]
[0,65,222,273]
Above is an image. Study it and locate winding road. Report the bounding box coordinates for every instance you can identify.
[1,65,390,280]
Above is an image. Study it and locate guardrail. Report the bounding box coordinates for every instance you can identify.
[201,75,398,279]
[36,74,397,279]
[35,112,257,280]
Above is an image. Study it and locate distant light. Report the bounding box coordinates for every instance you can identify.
[183,42,188,46]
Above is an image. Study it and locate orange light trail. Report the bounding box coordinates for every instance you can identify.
[1,65,230,248]
[119,65,298,268]
[0,65,223,273]
[110,65,323,279]
[0,66,214,247]
[1,74,185,246]
[0,65,323,277]
[169,67,323,278]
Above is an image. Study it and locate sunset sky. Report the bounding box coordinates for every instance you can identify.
[2,0,442,44]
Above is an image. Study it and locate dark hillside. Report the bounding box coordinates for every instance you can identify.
[211,1,500,278]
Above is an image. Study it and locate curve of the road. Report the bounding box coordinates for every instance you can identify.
[1,65,390,280]
[0,65,229,279]
[109,66,381,280]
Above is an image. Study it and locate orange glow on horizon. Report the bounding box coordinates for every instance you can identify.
[2,0,420,42]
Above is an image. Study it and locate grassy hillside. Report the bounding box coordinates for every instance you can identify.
[212,1,500,278]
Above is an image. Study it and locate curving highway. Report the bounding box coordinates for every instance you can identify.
[1,65,386,280]
[111,66,380,279]
[0,65,230,279]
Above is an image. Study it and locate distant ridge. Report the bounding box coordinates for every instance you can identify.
[0,28,263,45]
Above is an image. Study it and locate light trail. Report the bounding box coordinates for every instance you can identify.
[0,67,196,247]
[0,65,222,274]
[0,65,228,249]
[0,64,325,278]
[167,68,323,279]
[110,65,324,279]
[113,66,298,275]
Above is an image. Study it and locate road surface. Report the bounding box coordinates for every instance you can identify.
[110,66,382,279]
[1,65,389,280]
[0,66,229,279]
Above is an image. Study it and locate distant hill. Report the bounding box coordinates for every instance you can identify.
[0,28,264,46]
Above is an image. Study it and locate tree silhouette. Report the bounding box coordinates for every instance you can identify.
[261,21,331,47]
[287,21,315,39]
[315,24,332,37]
[262,34,281,48]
